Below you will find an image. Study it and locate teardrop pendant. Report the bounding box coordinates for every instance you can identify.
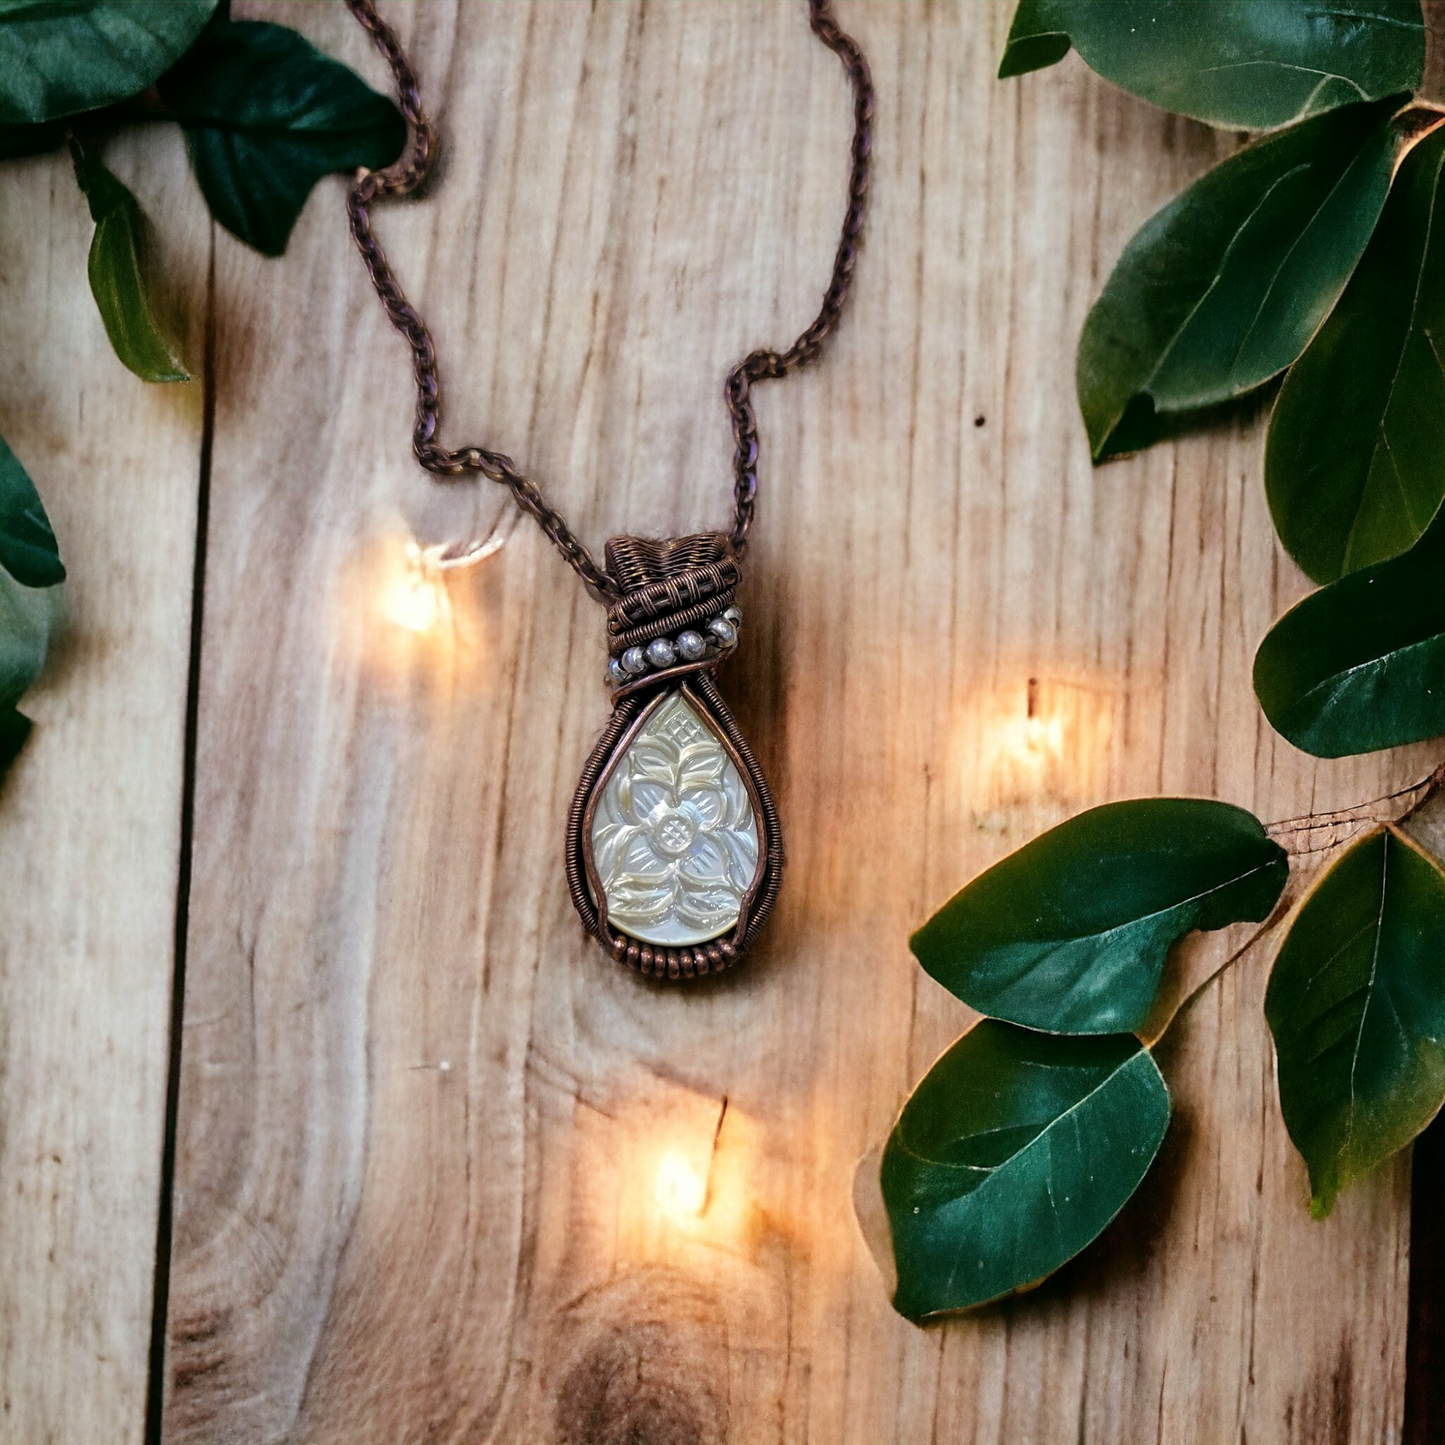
[565,535,783,978]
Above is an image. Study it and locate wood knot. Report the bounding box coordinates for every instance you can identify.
[550,1268,727,1445]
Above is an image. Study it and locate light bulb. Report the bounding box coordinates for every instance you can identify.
[381,542,447,633]
[654,1150,706,1223]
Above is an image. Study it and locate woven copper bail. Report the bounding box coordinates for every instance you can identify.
[602,533,743,698]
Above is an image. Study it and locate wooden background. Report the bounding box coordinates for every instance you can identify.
[0,3,1434,1442]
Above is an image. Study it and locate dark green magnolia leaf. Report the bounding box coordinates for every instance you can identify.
[70,138,188,383]
[998,0,1424,131]
[0,566,58,709]
[1267,126,1445,583]
[882,1020,1170,1319]
[1266,826,1445,1217]
[1079,98,1406,462]
[0,437,64,588]
[157,19,406,256]
[910,799,1287,1034]
[0,705,30,781]
[1254,510,1445,757]
[0,0,216,126]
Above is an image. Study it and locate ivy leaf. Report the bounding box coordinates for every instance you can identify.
[1078,98,1407,463]
[0,437,64,589]
[0,567,59,710]
[1266,826,1445,1217]
[70,138,188,383]
[1253,510,1445,757]
[157,19,406,257]
[0,0,217,126]
[0,705,30,781]
[882,1020,1170,1319]
[1267,126,1445,584]
[910,799,1287,1034]
[998,0,1424,131]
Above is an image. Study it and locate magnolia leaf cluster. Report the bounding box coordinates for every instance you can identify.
[875,0,1445,1322]
[0,0,406,774]
[1004,0,1445,758]
[885,801,1285,1318]
[884,795,1445,1317]
[1,1,405,376]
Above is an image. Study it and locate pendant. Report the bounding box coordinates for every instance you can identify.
[565,534,783,978]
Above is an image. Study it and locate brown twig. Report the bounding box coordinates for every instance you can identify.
[1265,758,1445,853]
[1146,895,1294,1049]
[1148,759,1445,1047]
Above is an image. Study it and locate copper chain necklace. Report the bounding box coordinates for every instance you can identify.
[345,0,873,978]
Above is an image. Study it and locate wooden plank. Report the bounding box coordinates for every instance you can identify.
[0,130,206,1439]
[163,3,1419,1440]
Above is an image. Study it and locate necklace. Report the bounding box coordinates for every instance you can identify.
[345,0,873,979]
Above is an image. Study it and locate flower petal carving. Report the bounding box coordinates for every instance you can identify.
[589,689,762,947]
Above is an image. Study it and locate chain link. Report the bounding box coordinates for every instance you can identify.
[345,0,872,598]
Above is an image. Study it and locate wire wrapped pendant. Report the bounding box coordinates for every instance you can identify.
[565,534,784,978]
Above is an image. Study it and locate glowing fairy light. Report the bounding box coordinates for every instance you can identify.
[1013,712,1065,759]
[379,526,507,635]
[654,1150,707,1224]
[381,542,446,633]
[993,676,1064,776]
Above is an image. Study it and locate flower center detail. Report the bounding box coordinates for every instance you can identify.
[650,808,698,857]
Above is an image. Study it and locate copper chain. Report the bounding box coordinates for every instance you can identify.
[345,0,872,601]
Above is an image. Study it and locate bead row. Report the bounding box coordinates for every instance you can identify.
[607,607,742,686]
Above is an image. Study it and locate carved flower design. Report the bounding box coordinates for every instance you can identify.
[591,692,759,946]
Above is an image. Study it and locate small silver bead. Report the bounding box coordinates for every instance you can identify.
[608,657,629,685]
[621,646,649,674]
[676,630,707,661]
[646,638,678,669]
[723,606,742,627]
[708,617,738,648]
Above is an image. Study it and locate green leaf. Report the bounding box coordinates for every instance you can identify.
[70,138,188,383]
[998,0,1424,131]
[0,436,64,588]
[0,705,30,781]
[910,799,1287,1034]
[1266,826,1445,1217]
[0,566,59,710]
[0,0,217,126]
[1253,509,1445,757]
[1267,125,1445,583]
[1079,97,1407,461]
[157,19,406,257]
[882,1020,1170,1319]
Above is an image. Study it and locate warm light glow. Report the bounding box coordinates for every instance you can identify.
[1012,713,1065,760]
[961,672,1120,835]
[654,1150,707,1224]
[381,541,448,633]
[985,676,1066,786]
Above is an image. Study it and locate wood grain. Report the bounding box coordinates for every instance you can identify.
[0,128,208,1442]
[158,3,1422,1442]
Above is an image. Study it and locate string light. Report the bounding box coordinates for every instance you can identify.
[654,1150,707,1225]
[379,525,508,636]
[380,542,446,633]
[990,676,1064,779]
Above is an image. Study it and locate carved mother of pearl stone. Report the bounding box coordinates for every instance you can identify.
[589,689,761,947]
